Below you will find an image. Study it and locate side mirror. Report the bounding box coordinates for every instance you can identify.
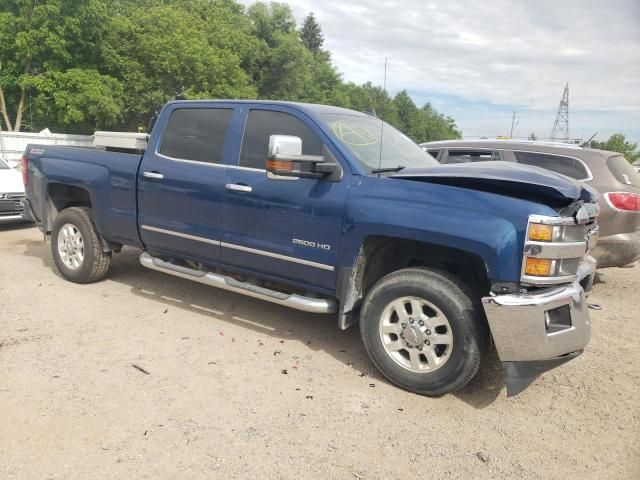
[267,135,340,180]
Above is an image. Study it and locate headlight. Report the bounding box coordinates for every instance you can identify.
[521,207,598,286]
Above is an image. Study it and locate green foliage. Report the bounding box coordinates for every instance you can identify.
[0,0,462,141]
[24,68,123,129]
[590,133,639,163]
[0,0,112,131]
[102,1,256,129]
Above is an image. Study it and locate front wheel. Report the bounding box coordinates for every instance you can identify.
[51,207,111,283]
[360,268,487,396]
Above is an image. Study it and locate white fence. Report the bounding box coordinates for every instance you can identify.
[0,130,93,165]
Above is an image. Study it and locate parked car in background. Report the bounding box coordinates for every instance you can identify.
[0,158,26,222]
[421,140,640,268]
[633,159,640,174]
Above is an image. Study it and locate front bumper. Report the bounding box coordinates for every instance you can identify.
[482,258,595,395]
[591,231,640,268]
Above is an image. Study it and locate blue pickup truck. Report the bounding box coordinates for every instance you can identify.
[22,100,599,396]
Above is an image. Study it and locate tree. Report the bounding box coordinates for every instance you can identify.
[528,132,538,141]
[0,0,118,132]
[24,68,123,131]
[300,13,324,55]
[590,133,639,163]
[0,0,463,139]
[102,1,256,129]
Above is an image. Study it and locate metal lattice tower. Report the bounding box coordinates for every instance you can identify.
[550,83,569,142]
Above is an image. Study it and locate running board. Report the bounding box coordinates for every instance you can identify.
[139,252,337,314]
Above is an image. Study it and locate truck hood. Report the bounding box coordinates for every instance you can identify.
[0,167,24,194]
[391,161,592,206]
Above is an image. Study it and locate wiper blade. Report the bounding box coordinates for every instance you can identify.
[371,166,405,174]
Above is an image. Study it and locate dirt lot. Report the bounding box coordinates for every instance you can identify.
[1,223,639,479]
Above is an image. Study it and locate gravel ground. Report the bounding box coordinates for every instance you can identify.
[1,223,639,479]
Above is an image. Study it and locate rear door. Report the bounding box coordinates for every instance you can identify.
[138,104,235,263]
[220,106,350,291]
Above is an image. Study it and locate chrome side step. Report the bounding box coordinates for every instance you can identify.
[139,252,337,314]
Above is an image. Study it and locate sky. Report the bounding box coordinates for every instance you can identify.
[240,0,640,142]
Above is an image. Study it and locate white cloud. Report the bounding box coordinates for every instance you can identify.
[239,0,640,139]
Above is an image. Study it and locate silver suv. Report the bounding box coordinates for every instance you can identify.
[421,140,640,268]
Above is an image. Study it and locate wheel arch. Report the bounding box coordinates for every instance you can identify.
[336,235,493,330]
[45,183,120,253]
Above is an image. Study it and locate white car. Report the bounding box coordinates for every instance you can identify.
[0,158,27,221]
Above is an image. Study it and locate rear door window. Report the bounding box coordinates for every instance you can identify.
[514,151,590,180]
[443,150,499,164]
[159,108,233,164]
[607,155,640,189]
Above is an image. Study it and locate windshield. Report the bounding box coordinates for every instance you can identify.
[0,158,9,169]
[319,113,438,172]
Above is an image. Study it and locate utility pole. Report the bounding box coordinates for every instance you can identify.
[510,111,519,138]
[550,83,569,142]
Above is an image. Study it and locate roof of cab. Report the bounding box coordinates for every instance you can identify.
[167,99,367,117]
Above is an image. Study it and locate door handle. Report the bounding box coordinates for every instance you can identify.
[226,183,253,193]
[143,171,164,180]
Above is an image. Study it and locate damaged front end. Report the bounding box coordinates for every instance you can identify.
[394,162,600,396]
[483,201,598,395]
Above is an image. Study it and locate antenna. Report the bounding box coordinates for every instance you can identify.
[550,83,569,142]
[580,132,598,148]
[510,110,519,138]
[377,58,388,177]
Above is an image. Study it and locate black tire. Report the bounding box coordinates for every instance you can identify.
[360,268,487,396]
[51,207,111,283]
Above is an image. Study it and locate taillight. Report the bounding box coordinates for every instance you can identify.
[606,192,640,211]
[21,155,28,186]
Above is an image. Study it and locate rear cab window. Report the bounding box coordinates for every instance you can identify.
[514,151,590,180]
[240,110,323,170]
[443,150,500,164]
[607,155,640,189]
[159,108,233,164]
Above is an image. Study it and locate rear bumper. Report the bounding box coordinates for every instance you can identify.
[592,231,640,268]
[19,198,36,223]
[482,258,595,395]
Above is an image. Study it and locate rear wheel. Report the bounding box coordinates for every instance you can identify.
[360,268,487,396]
[51,207,111,283]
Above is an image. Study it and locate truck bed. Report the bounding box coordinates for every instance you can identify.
[24,145,143,248]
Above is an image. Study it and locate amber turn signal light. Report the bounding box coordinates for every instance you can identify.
[266,159,294,171]
[524,257,553,277]
[528,223,554,242]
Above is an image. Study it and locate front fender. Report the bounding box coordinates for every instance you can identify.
[334,176,558,329]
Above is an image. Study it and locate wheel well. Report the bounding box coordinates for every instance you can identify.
[48,183,91,214]
[337,235,490,329]
[362,236,490,296]
[45,184,121,253]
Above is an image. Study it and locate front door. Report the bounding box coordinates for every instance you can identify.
[138,105,235,263]
[221,107,350,291]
